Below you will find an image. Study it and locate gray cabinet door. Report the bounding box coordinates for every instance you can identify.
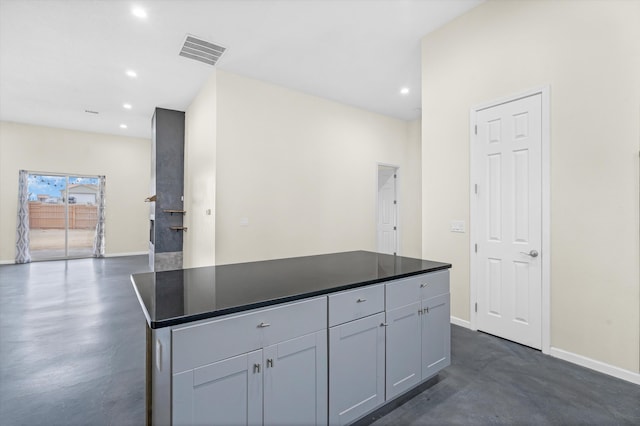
[172,350,263,426]
[263,330,328,426]
[385,301,421,399]
[421,293,451,380]
[329,312,385,426]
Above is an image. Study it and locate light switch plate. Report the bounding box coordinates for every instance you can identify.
[450,220,465,233]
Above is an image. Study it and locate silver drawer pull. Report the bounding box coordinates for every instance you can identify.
[420,283,428,288]
[258,322,271,328]
[380,322,389,327]
[356,298,367,303]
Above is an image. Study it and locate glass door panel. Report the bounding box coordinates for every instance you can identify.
[66,176,99,258]
[27,173,100,260]
[28,174,68,260]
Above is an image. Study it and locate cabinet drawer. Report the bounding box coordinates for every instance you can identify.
[386,270,450,310]
[328,284,384,327]
[172,297,327,373]
[385,276,421,311]
[419,270,449,300]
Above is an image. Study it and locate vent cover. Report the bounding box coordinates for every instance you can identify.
[179,35,226,66]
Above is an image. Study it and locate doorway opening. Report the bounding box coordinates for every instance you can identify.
[377,164,399,255]
[27,172,101,261]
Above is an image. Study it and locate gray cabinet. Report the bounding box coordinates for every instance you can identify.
[172,350,262,426]
[421,293,450,380]
[171,297,327,426]
[385,270,450,400]
[264,331,327,426]
[328,285,385,426]
[385,301,421,398]
[164,272,450,426]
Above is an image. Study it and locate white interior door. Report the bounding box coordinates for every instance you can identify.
[377,166,397,255]
[474,93,542,349]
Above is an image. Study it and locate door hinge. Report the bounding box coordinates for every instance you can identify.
[474,243,477,253]
[393,174,397,179]
[475,302,478,313]
[474,124,477,135]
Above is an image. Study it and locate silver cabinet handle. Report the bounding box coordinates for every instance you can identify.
[420,283,428,288]
[520,250,539,258]
[380,322,389,327]
[356,298,367,303]
[258,322,271,328]
[267,359,274,368]
[254,363,261,373]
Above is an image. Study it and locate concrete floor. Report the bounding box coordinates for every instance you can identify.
[0,255,638,425]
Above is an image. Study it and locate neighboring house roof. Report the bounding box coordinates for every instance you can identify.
[60,184,98,197]
[67,184,98,193]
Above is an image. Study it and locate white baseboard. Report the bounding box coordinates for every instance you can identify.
[549,347,640,385]
[0,260,14,265]
[450,316,471,329]
[105,251,148,258]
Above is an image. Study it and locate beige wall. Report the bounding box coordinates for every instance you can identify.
[184,71,217,269]
[0,121,150,262]
[203,70,421,265]
[421,0,640,372]
[403,118,422,258]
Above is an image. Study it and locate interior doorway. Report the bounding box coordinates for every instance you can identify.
[377,165,398,255]
[27,172,101,260]
[470,87,550,352]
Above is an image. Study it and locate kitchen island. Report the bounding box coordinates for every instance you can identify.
[131,250,452,426]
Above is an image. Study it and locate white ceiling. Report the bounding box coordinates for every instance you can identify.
[0,0,482,139]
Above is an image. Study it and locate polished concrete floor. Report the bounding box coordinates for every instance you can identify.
[0,256,149,425]
[1,256,639,425]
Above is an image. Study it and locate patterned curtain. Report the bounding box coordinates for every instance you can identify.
[15,170,31,264]
[93,175,106,257]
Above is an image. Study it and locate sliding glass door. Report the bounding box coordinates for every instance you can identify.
[27,173,100,260]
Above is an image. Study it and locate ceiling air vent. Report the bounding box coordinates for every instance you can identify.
[179,35,226,67]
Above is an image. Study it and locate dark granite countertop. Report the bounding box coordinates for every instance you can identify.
[131,250,451,329]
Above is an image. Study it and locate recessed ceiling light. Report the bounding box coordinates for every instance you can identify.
[400,87,410,95]
[125,69,137,78]
[132,7,147,19]
[123,103,132,110]
[120,124,128,129]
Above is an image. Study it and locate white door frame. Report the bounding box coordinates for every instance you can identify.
[469,86,551,354]
[376,163,400,255]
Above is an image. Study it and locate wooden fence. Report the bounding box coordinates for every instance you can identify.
[29,202,98,229]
